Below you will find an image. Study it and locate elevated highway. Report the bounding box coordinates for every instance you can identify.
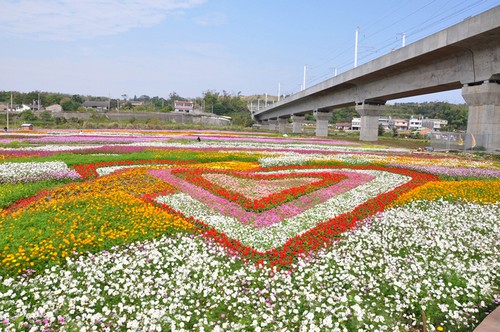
[253,6,500,152]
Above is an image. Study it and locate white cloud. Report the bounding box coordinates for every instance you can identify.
[0,0,206,40]
[194,11,227,26]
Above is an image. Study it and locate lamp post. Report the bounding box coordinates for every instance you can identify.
[7,92,12,131]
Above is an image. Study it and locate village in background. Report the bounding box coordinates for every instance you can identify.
[1,90,469,151]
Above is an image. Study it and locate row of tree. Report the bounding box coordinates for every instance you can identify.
[0,90,254,127]
[1,90,468,130]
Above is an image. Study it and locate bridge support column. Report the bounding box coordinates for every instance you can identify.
[291,115,305,133]
[314,110,331,137]
[277,118,288,134]
[355,102,385,141]
[462,81,500,152]
[268,119,277,131]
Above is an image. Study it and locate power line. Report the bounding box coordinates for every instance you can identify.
[302,1,497,90]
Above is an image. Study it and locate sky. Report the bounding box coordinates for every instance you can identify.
[1,0,498,103]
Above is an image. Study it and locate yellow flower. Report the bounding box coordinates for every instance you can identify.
[392,179,499,206]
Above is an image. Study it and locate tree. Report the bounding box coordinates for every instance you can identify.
[202,90,219,112]
[231,111,254,127]
[330,107,358,123]
[44,93,65,106]
[378,124,385,136]
[39,111,53,121]
[71,95,85,104]
[202,90,248,116]
[21,110,37,121]
[60,98,79,112]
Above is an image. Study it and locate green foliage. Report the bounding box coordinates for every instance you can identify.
[202,90,248,116]
[378,124,385,136]
[39,111,53,122]
[21,110,37,122]
[330,107,358,124]
[305,114,315,121]
[60,98,81,112]
[71,94,85,104]
[17,149,260,169]
[231,111,254,127]
[0,180,72,209]
[0,140,31,149]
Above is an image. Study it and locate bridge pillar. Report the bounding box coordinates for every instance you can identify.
[462,81,500,152]
[277,118,288,134]
[314,110,331,137]
[355,102,385,141]
[268,119,277,131]
[291,115,305,133]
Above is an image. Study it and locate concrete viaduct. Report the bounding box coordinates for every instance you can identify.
[253,6,500,152]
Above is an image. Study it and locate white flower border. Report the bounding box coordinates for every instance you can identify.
[1,200,497,331]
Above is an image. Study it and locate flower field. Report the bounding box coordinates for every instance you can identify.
[0,130,499,331]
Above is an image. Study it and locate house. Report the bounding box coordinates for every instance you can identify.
[130,101,144,107]
[46,104,63,113]
[351,117,391,131]
[29,100,43,111]
[21,123,34,131]
[422,118,448,131]
[378,117,391,132]
[390,119,409,131]
[409,116,423,130]
[15,104,31,112]
[352,116,446,133]
[418,128,432,137]
[174,100,194,113]
[83,101,109,111]
[351,118,361,130]
[335,122,352,130]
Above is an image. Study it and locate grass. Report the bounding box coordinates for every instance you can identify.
[0,180,74,210]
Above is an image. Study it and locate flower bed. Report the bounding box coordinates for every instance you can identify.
[0,161,82,183]
[0,130,498,331]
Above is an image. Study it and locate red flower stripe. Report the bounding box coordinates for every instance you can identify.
[72,159,196,180]
[172,168,346,211]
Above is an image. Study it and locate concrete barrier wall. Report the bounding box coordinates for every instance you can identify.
[50,111,231,126]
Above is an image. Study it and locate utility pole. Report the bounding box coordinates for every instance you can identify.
[354,27,359,68]
[302,65,307,91]
[278,83,281,101]
[7,92,12,131]
[402,32,406,47]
